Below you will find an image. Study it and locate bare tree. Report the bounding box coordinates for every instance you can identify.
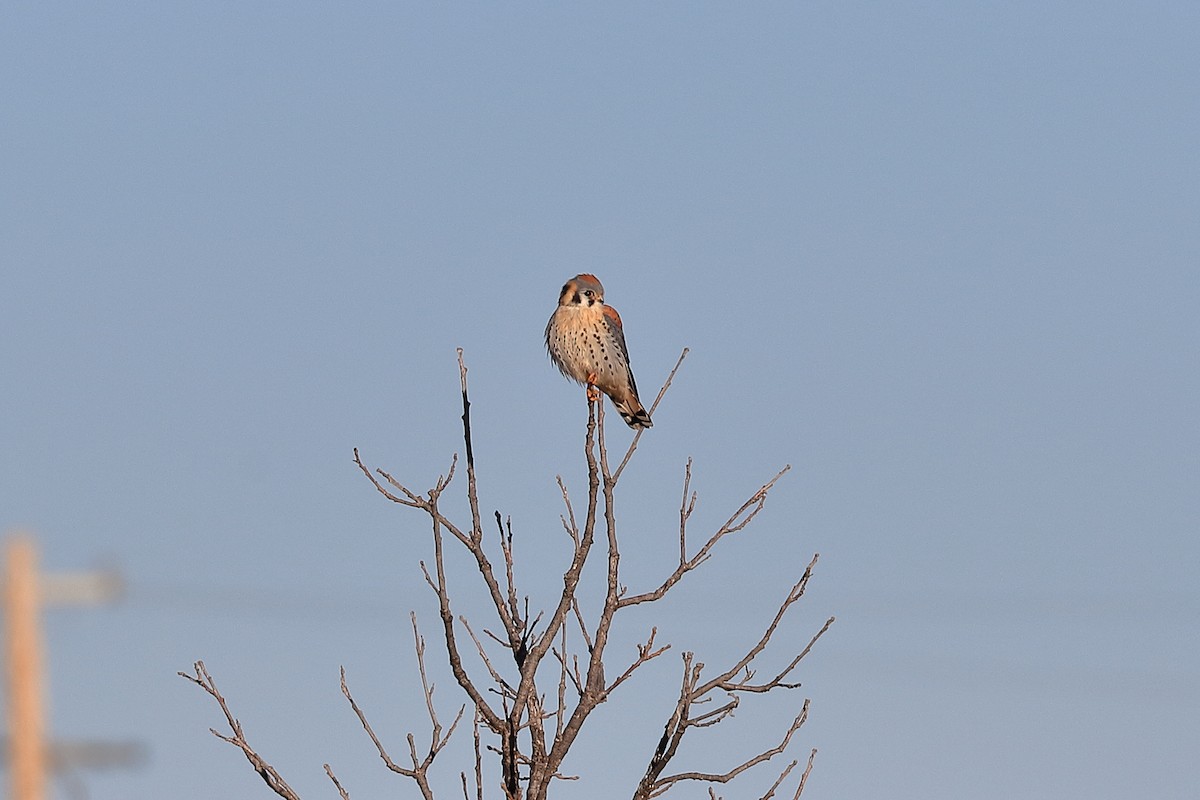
[183,349,833,799]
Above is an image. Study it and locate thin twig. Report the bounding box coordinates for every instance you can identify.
[701,554,823,696]
[411,612,469,757]
[340,667,418,779]
[557,476,580,547]
[655,700,810,793]
[601,628,671,699]
[178,661,301,800]
[324,764,350,800]
[460,615,515,696]
[496,512,523,631]
[620,465,792,609]
[458,348,484,543]
[556,622,568,741]
[792,749,817,799]
[473,709,484,800]
[612,347,689,483]
[759,759,797,800]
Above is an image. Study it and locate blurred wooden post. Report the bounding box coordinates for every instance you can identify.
[4,534,46,800]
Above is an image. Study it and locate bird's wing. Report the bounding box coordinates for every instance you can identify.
[602,305,640,395]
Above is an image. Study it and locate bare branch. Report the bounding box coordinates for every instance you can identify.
[411,613,468,759]
[537,399,627,793]
[550,645,585,698]
[324,764,350,800]
[570,597,594,655]
[700,554,824,696]
[792,749,817,799]
[612,347,689,483]
[179,661,301,800]
[460,615,515,697]
[339,668,419,780]
[340,635,465,800]
[472,710,484,800]
[513,400,603,799]
[353,446,429,508]
[632,653,701,800]
[193,346,833,800]
[655,700,810,793]
[724,615,835,694]
[556,476,581,547]
[457,348,485,544]
[527,689,550,784]
[496,512,523,631]
[424,502,504,736]
[601,628,671,699]
[620,465,792,609]
[686,696,738,728]
[357,452,521,655]
[759,759,797,800]
[679,459,697,565]
[419,560,440,594]
[632,547,825,800]
[347,348,826,800]
[555,623,568,741]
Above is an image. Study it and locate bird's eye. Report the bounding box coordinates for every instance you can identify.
[583,290,594,297]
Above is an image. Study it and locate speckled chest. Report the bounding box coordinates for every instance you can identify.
[546,306,627,385]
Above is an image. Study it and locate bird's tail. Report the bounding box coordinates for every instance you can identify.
[613,394,653,429]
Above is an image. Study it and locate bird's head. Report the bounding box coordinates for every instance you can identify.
[558,274,605,308]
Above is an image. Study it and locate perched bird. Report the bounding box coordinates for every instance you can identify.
[545,274,653,429]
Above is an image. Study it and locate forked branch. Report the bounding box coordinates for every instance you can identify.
[619,464,792,609]
[631,555,832,800]
[179,661,301,800]
[339,614,465,800]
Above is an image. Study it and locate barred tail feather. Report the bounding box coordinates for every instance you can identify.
[614,396,653,429]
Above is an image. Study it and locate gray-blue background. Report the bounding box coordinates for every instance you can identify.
[3,3,1197,798]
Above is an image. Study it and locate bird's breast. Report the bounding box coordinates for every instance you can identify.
[547,306,626,387]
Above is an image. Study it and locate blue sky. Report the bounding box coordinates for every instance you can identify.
[3,2,1198,798]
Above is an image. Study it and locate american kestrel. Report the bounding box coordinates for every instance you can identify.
[545,274,653,429]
